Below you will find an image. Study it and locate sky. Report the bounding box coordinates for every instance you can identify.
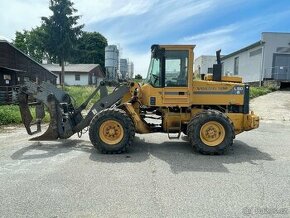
[0,0,289,76]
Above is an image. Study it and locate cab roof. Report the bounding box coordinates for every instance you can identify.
[159,44,196,50]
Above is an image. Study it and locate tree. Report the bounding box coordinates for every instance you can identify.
[14,31,29,54]
[135,74,143,80]
[70,31,108,69]
[41,0,84,88]
[27,26,50,63]
[13,27,49,63]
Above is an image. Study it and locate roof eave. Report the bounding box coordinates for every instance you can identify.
[0,40,57,78]
[42,64,101,73]
[221,41,265,60]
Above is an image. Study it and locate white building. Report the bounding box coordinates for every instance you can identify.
[120,58,128,79]
[194,55,216,75]
[221,32,290,83]
[128,61,134,79]
[105,45,134,81]
[42,64,105,86]
[105,45,119,81]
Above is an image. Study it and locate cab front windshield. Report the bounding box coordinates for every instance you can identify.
[146,57,161,87]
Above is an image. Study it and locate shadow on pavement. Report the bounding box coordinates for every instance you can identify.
[144,138,274,173]
[11,136,274,173]
[10,139,91,160]
[10,138,150,164]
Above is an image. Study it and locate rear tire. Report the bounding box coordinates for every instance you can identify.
[187,110,234,155]
[181,124,188,135]
[89,108,135,154]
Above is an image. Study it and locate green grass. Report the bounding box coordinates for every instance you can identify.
[249,86,276,99]
[0,105,50,125]
[0,86,110,125]
[0,105,22,125]
[64,86,100,108]
[0,86,101,125]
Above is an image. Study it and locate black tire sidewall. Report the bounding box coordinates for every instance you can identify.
[89,109,135,153]
[189,111,234,154]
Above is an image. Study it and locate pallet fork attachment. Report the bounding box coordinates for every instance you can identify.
[18,81,130,141]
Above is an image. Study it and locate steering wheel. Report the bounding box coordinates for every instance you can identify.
[151,74,159,84]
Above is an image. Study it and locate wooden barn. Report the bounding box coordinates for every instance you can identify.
[0,40,57,104]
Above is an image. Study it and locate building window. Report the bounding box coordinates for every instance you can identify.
[75,74,80,81]
[234,57,239,75]
[207,68,213,74]
[249,48,262,57]
[276,47,290,53]
[3,74,11,80]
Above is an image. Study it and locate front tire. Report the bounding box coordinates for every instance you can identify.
[89,108,135,154]
[187,110,234,155]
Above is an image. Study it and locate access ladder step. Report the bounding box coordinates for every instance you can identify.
[168,127,181,139]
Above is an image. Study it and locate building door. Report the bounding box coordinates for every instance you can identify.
[273,54,290,81]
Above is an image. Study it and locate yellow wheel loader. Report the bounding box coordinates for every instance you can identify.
[18,44,259,155]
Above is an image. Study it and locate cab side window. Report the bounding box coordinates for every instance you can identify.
[147,58,162,87]
[165,50,188,87]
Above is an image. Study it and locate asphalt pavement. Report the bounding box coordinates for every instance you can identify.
[0,91,290,217]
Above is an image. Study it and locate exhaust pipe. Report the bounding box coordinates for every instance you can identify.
[213,49,222,81]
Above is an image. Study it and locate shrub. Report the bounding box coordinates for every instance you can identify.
[0,105,50,125]
[0,105,22,125]
[249,86,274,99]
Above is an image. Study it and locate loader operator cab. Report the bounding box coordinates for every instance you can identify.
[146,45,191,88]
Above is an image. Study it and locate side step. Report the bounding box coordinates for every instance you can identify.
[166,109,183,139]
[168,127,181,139]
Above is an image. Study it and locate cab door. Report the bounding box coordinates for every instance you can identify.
[162,50,190,106]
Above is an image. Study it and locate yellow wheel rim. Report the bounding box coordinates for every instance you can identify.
[99,120,124,145]
[200,121,225,147]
